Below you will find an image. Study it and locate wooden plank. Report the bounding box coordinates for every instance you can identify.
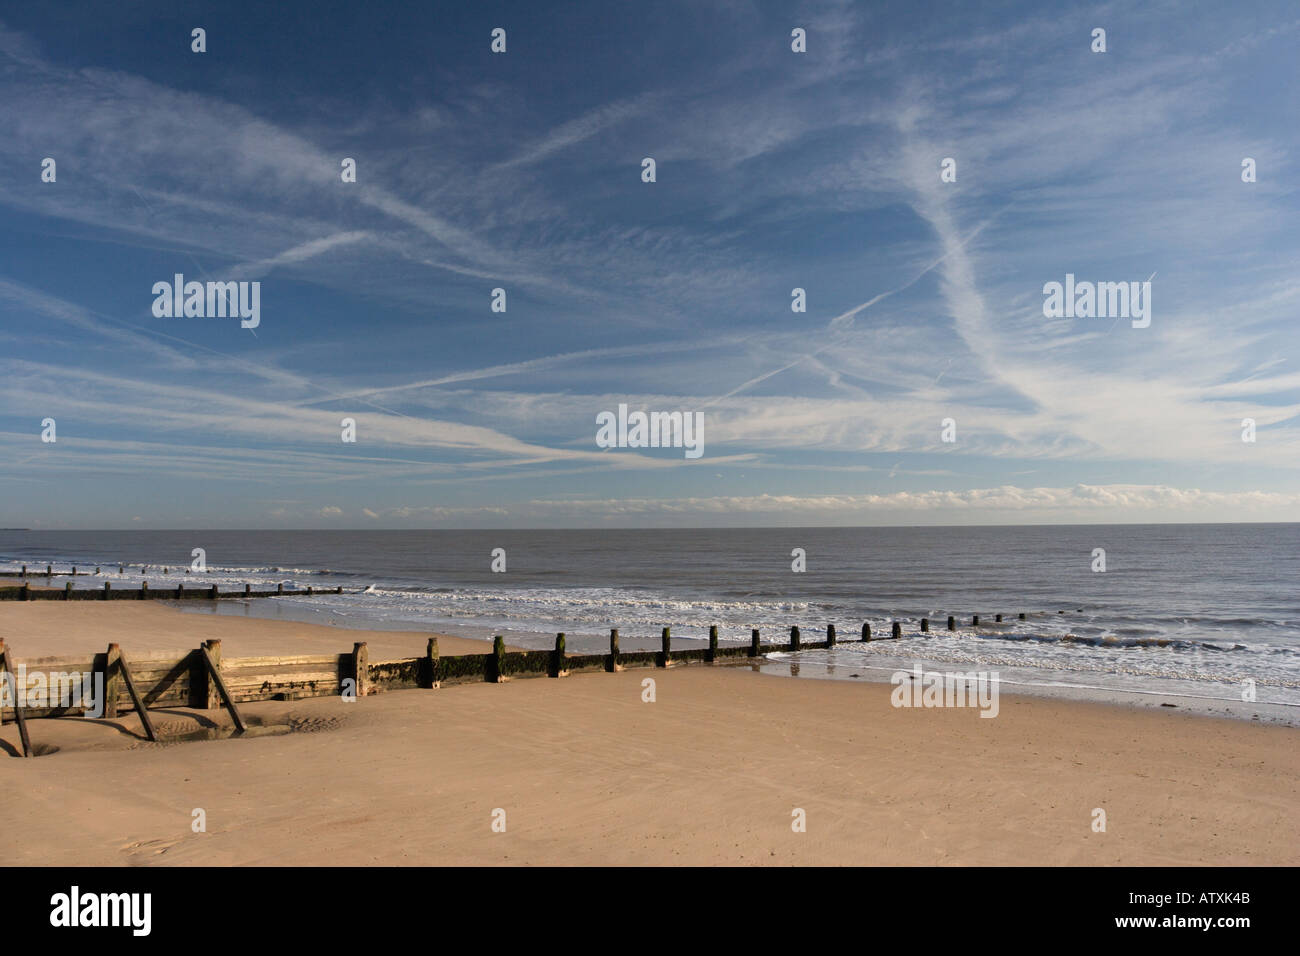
[221,654,345,669]
[116,649,157,743]
[0,645,33,757]
[221,671,341,689]
[199,643,246,734]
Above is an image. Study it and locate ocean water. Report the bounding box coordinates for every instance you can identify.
[1,525,1297,719]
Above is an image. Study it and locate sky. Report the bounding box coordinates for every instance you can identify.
[0,0,1297,529]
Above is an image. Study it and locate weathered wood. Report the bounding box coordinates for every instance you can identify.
[1019,612,1026,620]
[222,669,341,687]
[115,647,157,742]
[103,644,123,719]
[995,613,1003,623]
[749,628,760,657]
[826,624,836,647]
[0,643,33,757]
[550,632,567,678]
[891,621,902,639]
[921,618,929,632]
[607,628,623,672]
[862,622,871,641]
[490,635,507,683]
[707,625,718,663]
[790,625,800,651]
[425,637,440,688]
[199,643,246,733]
[201,640,222,709]
[353,642,370,697]
[947,615,956,631]
[658,626,672,668]
[217,653,342,668]
[972,615,980,626]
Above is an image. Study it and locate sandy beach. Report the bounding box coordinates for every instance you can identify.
[1,600,1296,866]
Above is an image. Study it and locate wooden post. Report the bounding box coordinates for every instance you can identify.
[277,582,284,594]
[707,625,718,663]
[551,633,567,678]
[947,615,955,631]
[95,566,100,575]
[209,584,218,600]
[995,613,1003,623]
[177,583,183,599]
[20,583,29,601]
[891,621,902,639]
[1019,612,1026,620]
[826,624,836,647]
[200,639,222,709]
[749,628,760,657]
[425,637,440,688]
[45,564,52,578]
[104,581,111,598]
[199,643,245,733]
[353,642,369,697]
[607,628,622,672]
[308,585,314,596]
[141,581,148,599]
[861,622,871,641]
[490,635,507,683]
[921,618,929,632]
[64,581,72,599]
[103,644,123,719]
[116,649,157,742]
[0,643,33,757]
[790,626,800,651]
[972,615,980,626]
[20,565,25,578]
[245,584,251,595]
[72,566,76,575]
[658,627,671,668]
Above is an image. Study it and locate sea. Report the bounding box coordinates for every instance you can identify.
[1,525,1296,723]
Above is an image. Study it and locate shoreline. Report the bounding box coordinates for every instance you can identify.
[171,595,1300,728]
[1,597,1292,726]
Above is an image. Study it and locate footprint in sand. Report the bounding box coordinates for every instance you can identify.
[286,714,346,734]
[120,838,180,857]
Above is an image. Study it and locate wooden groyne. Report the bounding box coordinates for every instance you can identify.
[0,611,1067,754]
[0,564,122,577]
[0,582,345,602]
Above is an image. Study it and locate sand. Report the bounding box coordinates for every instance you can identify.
[1,602,1296,866]
[0,599,495,660]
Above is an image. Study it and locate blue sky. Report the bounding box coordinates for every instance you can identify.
[1,0,1297,528]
